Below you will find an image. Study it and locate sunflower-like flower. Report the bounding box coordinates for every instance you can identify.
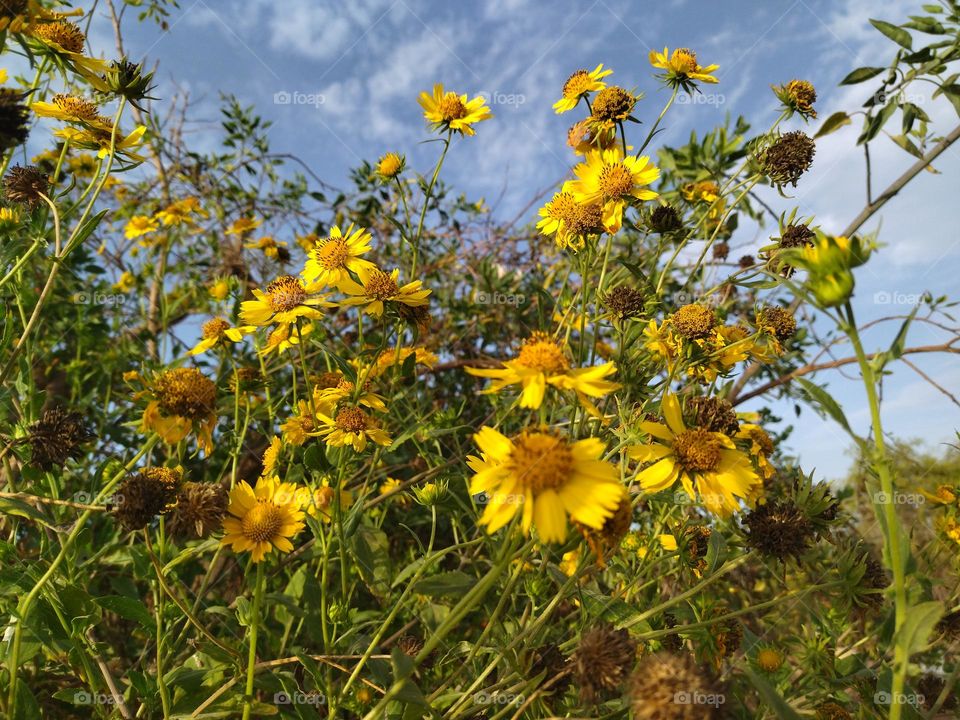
[339,267,430,318]
[564,148,659,234]
[467,427,625,543]
[140,368,218,455]
[649,46,719,88]
[124,214,159,240]
[187,317,249,355]
[244,235,288,261]
[302,224,376,289]
[225,216,261,236]
[418,83,492,136]
[536,191,604,250]
[314,374,387,412]
[361,345,438,379]
[466,331,620,413]
[628,393,760,516]
[260,322,313,356]
[221,476,305,563]
[31,93,107,127]
[315,405,392,452]
[240,275,334,327]
[156,196,203,226]
[296,480,354,524]
[738,422,776,480]
[55,123,147,161]
[375,152,405,180]
[30,20,111,91]
[553,64,612,114]
[773,79,817,119]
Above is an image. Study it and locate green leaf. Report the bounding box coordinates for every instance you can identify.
[796,378,853,435]
[95,595,154,630]
[412,571,475,598]
[815,111,852,138]
[839,66,884,85]
[895,601,943,654]
[0,497,51,526]
[870,19,913,48]
[743,667,803,719]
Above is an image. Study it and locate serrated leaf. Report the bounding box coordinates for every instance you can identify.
[870,19,913,48]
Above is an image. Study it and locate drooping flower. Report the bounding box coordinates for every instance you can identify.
[760,131,816,187]
[536,191,604,250]
[774,79,817,119]
[553,64,612,114]
[418,83,492,135]
[221,476,305,562]
[240,275,334,326]
[466,331,620,413]
[3,165,49,206]
[297,480,354,523]
[467,427,625,543]
[649,46,719,88]
[339,267,430,318]
[31,94,105,126]
[565,148,659,233]
[140,368,218,455]
[188,317,249,355]
[302,224,376,289]
[55,123,147,161]
[627,393,760,516]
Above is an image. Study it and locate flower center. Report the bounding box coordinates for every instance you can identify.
[314,237,350,270]
[598,163,634,199]
[673,48,698,74]
[154,368,216,419]
[35,21,86,54]
[335,407,370,433]
[516,335,570,374]
[673,429,723,473]
[242,501,283,543]
[363,270,399,300]
[748,427,774,456]
[592,86,635,122]
[510,432,573,493]
[266,275,306,313]
[202,317,230,340]
[53,94,99,122]
[378,153,402,176]
[562,70,592,99]
[437,93,468,121]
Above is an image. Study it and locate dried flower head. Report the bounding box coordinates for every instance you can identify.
[687,396,739,436]
[4,165,49,206]
[712,241,729,261]
[761,131,815,186]
[629,651,723,720]
[743,500,813,559]
[815,702,851,720]
[603,285,646,321]
[113,467,182,531]
[572,623,636,703]
[591,86,636,123]
[153,367,216,420]
[775,79,817,118]
[167,481,228,539]
[26,407,95,471]
[758,306,797,342]
[0,88,30,151]
[649,204,683,233]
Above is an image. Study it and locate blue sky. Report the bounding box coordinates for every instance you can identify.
[82,0,960,478]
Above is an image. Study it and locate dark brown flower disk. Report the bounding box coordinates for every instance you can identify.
[629,651,724,720]
[4,165,50,206]
[26,407,95,471]
[687,396,739,436]
[604,285,646,321]
[649,205,683,233]
[572,623,636,703]
[0,88,30,151]
[743,500,813,559]
[762,131,815,187]
[112,469,180,531]
[166,481,228,539]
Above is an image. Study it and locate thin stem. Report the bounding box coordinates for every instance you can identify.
[242,562,267,720]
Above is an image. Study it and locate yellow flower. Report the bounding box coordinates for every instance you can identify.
[188,317,249,355]
[466,332,620,412]
[339,267,430,318]
[564,149,659,234]
[362,346,438,379]
[31,94,105,126]
[314,375,387,413]
[376,152,405,180]
[124,215,159,240]
[297,481,353,523]
[379,477,410,506]
[55,124,147,160]
[30,20,112,91]
[680,180,720,204]
[418,83,492,136]
[920,485,957,506]
[559,549,580,576]
[553,64,613,114]
[244,235,287,260]
[226,216,262,236]
[262,436,282,476]
[112,271,136,292]
[737,423,776,480]
[260,322,313,356]
[536,191,604,250]
[240,275,334,326]
[157,197,203,226]
[315,405,391,452]
[140,368,218,455]
[208,278,230,300]
[467,427,625,543]
[221,477,305,563]
[302,224,376,289]
[649,47,719,87]
[280,398,320,447]
[0,207,20,231]
[627,393,760,516]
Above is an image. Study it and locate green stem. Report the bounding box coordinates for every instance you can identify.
[242,562,267,720]
[411,133,452,277]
